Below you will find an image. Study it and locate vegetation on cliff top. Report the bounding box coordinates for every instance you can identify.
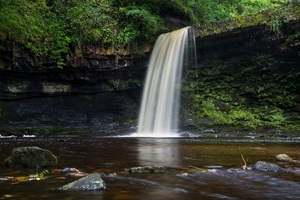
[196,4,300,37]
[0,0,287,68]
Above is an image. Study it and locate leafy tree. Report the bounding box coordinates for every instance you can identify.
[0,0,288,68]
[195,0,286,22]
[0,0,71,67]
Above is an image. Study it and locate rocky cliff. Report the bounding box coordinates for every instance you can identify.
[0,46,148,134]
[0,12,299,134]
[182,17,300,132]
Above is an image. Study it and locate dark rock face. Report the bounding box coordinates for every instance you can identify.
[0,42,149,71]
[181,20,300,130]
[195,20,300,67]
[1,90,140,132]
[5,146,57,168]
[0,57,145,133]
[59,173,106,191]
[0,20,299,133]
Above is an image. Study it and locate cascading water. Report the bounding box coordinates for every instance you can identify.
[136,26,196,137]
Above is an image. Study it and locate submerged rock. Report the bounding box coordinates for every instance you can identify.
[62,167,79,174]
[128,166,165,173]
[59,173,106,191]
[179,132,191,137]
[4,146,57,168]
[61,167,89,177]
[252,161,282,172]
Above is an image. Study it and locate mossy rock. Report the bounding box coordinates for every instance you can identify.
[128,166,165,173]
[4,146,57,168]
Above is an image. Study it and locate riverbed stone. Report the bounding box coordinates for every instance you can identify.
[59,173,106,190]
[252,161,282,172]
[4,146,57,168]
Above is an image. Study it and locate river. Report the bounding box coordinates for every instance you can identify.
[1,136,300,199]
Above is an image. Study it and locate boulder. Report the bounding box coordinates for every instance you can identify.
[128,166,165,173]
[59,173,106,191]
[4,146,57,168]
[252,161,282,172]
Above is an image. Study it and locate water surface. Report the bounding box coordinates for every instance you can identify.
[1,136,300,199]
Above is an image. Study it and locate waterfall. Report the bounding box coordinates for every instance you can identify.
[136,26,196,137]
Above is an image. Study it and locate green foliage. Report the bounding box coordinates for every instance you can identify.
[268,5,294,35]
[117,5,163,48]
[29,170,49,180]
[127,79,143,87]
[197,5,300,38]
[239,0,282,15]
[195,0,284,23]
[0,0,47,41]
[0,0,296,68]
[63,0,117,45]
[286,33,300,44]
[181,53,299,131]
[0,107,9,123]
[0,0,71,68]
[36,170,49,178]
[0,0,169,67]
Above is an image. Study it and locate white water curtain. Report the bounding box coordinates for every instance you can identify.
[137,27,191,135]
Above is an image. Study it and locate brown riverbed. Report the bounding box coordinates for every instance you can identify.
[1,136,300,200]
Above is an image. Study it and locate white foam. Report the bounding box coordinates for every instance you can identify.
[117,132,181,138]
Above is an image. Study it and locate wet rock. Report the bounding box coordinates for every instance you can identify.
[4,146,57,168]
[276,154,300,163]
[276,154,294,162]
[106,172,117,177]
[203,129,215,133]
[179,132,191,137]
[0,177,10,181]
[252,161,282,172]
[62,167,79,174]
[128,166,165,173]
[59,173,106,191]
[62,167,89,177]
[205,165,223,169]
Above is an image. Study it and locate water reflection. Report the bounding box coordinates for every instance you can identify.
[137,138,181,167]
[1,137,300,200]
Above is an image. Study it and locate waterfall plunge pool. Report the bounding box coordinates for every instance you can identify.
[1,136,300,200]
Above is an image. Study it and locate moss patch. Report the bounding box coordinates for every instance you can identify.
[181,54,300,132]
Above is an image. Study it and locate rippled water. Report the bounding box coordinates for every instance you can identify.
[1,136,300,199]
